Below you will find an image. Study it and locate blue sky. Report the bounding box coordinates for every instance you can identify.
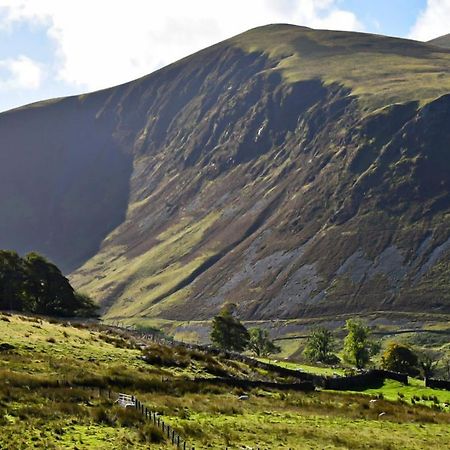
[340,0,426,37]
[0,0,448,112]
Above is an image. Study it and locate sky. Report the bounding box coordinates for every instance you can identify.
[0,0,449,112]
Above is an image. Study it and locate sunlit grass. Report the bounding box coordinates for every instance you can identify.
[2,312,450,449]
[233,25,450,111]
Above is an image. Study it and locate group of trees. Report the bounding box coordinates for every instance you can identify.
[210,304,280,356]
[209,307,444,378]
[304,318,443,377]
[0,250,97,317]
[303,319,379,368]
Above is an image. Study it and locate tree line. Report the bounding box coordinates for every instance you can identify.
[301,319,445,378]
[0,250,97,317]
[210,306,448,379]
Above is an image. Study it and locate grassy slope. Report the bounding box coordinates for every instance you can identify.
[233,25,450,111]
[1,313,450,449]
[71,212,220,319]
[0,314,170,449]
[63,24,450,322]
[428,34,450,49]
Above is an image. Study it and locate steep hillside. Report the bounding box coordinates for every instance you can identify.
[1,24,450,324]
[429,33,450,49]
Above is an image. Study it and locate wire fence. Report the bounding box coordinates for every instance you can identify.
[75,385,195,449]
[130,395,192,449]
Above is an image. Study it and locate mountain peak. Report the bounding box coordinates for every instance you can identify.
[230,24,450,111]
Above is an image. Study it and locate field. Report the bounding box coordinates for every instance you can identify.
[1,313,450,449]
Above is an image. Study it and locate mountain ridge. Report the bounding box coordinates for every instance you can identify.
[1,24,450,324]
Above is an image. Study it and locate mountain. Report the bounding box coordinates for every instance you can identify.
[1,24,450,327]
[428,33,450,49]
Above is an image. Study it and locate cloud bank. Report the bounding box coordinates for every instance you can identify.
[409,0,450,41]
[0,55,43,90]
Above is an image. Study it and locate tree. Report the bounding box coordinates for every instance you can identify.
[304,327,336,363]
[0,250,98,317]
[381,342,419,375]
[343,319,377,369]
[210,304,249,352]
[0,250,28,311]
[24,252,80,316]
[73,292,99,318]
[418,350,440,379]
[248,328,280,357]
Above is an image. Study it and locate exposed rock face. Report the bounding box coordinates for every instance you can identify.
[0,24,450,322]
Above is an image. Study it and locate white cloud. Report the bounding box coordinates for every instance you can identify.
[409,0,450,41]
[0,55,43,90]
[0,0,363,91]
